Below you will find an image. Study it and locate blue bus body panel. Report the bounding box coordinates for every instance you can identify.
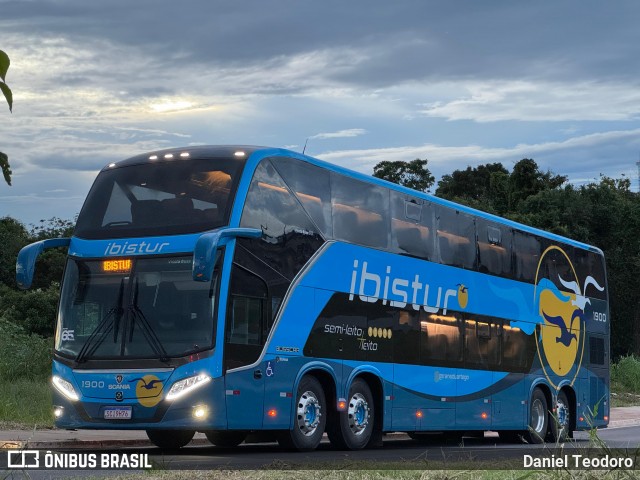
[51,148,608,433]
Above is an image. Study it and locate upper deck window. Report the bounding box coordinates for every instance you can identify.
[75,157,244,239]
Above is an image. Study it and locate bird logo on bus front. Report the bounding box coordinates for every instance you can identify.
[534,246,604,388]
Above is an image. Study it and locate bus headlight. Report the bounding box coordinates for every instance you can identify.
[166,374,211,401]
[52,376,79,401]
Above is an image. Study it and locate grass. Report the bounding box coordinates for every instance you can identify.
[611,355,640,407]
[0,318,54,429]
[0,378,53,429]
[70,469,636,480]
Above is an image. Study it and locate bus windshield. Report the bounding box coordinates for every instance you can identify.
[56,255,216,360]
[74,157,244,239]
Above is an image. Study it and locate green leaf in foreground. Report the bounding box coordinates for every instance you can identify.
[0,81,13,112]
[0,151,11,186]
[0,50,9,82]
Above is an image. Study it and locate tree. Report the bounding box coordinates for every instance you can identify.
[435,159,567,215]
[0,216,29,287]
[372,158,435,192]
[436,162,508,208]
[1,49,13,186]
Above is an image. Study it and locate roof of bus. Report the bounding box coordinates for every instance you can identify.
[101,145,602,255]
[102,145,265,170]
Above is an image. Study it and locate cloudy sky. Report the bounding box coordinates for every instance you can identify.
[2,0,640,226]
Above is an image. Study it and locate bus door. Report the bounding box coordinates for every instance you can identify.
[223,265,269,429]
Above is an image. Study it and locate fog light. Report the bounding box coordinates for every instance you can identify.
[193,405,208,419]
[53,406,64,418]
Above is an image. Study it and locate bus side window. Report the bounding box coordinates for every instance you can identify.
[271,156,333,238]
[331,173,390,249]
[390,192,434,260]
[477,220,512,277]
[513,232,541,283]
[574,249,607,301]
[464,317,499,369]
[420,313,462,365]
[240,159,324,281]
[225,265,268,370]
[436,207,476,270]
[393,310,420,364]
[501,323,529,371]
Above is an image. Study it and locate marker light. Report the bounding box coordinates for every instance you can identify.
[481,412,488,420]
[604,416,609,421]
[234,151,246,157]
[267,409,277,418]
[149,155,158,160]
[416,410,423,418]
[164,154,174,159]
[166,374,211,401]
[52,376,79,401]
[180,152,190,158]
[108,163,116,168]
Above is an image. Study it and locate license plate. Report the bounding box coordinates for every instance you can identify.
[104,406,132,420]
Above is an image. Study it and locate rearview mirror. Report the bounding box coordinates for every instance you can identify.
[16,238,71,289]
[192,227,261,282]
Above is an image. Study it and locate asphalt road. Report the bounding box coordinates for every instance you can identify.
[123,426,640,470]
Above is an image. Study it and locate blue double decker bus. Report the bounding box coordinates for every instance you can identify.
[17,145,609,451]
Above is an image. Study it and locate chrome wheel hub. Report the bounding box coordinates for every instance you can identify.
[347,393,370,436]
[556,398,569,431]
[296,390,321,436]
[531,398,545,434]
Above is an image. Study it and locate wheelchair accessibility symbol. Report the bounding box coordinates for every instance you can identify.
[266,362,274,377]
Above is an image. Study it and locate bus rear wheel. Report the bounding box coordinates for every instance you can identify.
[527,388,548,444]
[146,429,195,449]
[278,375,326,451]
[205,430,247,448]
[327,378,374,450]
[549,390,571,442]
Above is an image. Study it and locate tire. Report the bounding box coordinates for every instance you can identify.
[205,430,247,448]
[146,429,195,449]
[327,378,374,450]
[527,388,549,444]
[549,390,571,442]
[278,375,326,451]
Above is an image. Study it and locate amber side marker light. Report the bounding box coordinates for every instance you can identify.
[267,409,277,418]
[416,411,423,418]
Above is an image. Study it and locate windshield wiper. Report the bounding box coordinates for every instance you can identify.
[128,279,170,362]
[75,279,125,364]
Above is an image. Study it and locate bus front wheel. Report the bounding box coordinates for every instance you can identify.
[527,388,548,444]
[278,375,326,451]
[327,378,374,450]
[146,429,195,449]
